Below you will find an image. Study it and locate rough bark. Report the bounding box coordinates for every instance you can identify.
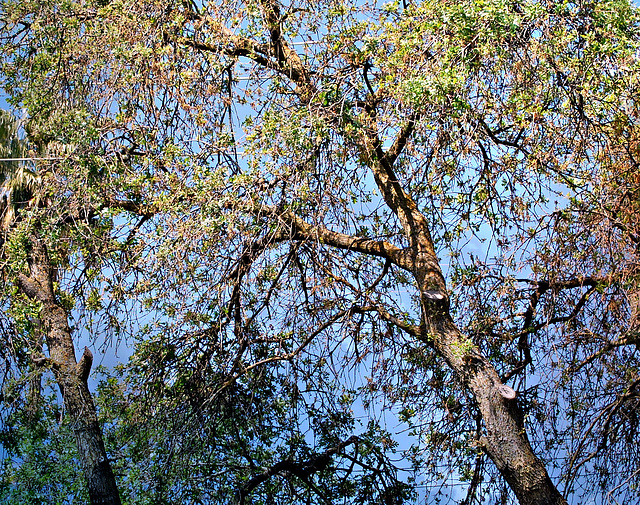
[423,304,567,505]
[18,237,121,505]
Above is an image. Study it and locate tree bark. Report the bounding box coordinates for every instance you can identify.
[422,303,567,505]
[18,237,121,505]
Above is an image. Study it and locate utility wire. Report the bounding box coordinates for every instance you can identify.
[0,157,63,162]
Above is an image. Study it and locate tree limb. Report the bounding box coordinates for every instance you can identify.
[236,436,359,505]
[349,304,421,337]
[232,203,408,269]
[76,346,93,384]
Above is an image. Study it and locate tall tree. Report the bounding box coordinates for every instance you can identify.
[1,1,639,504]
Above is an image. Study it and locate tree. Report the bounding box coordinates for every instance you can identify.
[0,108,121,503]
[1,1,639,504]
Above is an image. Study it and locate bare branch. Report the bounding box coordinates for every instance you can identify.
[214,308,351,395]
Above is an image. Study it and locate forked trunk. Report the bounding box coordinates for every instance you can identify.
[364,137,568,504]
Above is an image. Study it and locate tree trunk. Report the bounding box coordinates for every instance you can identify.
[18,237,121,505]
[361,136,568,504]
[422,303,567,505]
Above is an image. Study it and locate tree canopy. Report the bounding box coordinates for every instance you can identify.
[1,0,640,504]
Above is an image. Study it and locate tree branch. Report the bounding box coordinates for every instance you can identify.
[258,0,310,85]
[16,273,50,302]
[179,8,312,94]
[236,436,359,505]
[234,203,408,269]
[384,114,419,167]
[76,346,93,384]
[214,308,351,395]
[349,304,421,337]
[504,277,603,381]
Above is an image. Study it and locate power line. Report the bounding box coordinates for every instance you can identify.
[0,157,63,162]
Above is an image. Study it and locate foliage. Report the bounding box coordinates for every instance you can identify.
[94,361,413,505]
[0,381,88,504]
[0,0,639,504]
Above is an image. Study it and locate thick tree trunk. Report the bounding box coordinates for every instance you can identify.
[422,302,567,505]
[18,238,121,505]
[361,135,568,504]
